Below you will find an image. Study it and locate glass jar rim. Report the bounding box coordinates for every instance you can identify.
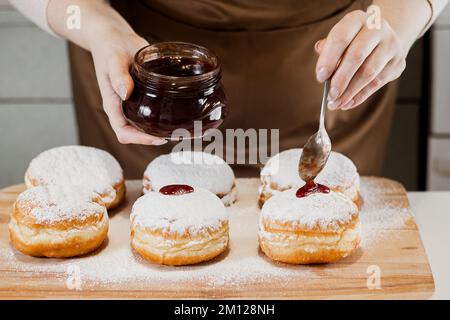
[132,41,221,88]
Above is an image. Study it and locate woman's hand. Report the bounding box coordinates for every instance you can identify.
[88,28,167,145]
[314,9,409,111]
[47,0,167,145]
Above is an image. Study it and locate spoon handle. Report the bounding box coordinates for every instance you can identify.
[319,80,330,130]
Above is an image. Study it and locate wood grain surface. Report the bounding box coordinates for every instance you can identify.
[0,178,434,299]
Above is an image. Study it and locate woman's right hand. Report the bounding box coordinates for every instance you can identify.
[88,28,168,146]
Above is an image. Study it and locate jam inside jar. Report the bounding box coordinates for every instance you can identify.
[122,42,227,139]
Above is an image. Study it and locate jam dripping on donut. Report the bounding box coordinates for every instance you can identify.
[159,184,194,195]
[296,180,330,198]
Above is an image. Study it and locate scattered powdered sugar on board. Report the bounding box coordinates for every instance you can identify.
[0,178,413,293]
[359,178,412,247]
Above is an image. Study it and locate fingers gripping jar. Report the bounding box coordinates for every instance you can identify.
[122,42,228,139]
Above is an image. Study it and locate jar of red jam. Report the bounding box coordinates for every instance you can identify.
[122,42,227,139]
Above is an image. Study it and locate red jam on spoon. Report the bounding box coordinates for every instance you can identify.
[159,184,194,195]
[296,180,330,198]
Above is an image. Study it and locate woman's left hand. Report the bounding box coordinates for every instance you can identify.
[315,9,409,110]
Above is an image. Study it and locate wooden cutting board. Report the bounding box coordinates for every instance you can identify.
[0,177,434,299]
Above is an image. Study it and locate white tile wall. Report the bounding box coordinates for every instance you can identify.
[435,3,450,27]
[428,138,450,189]
[0,7,78,188]
[0,104,78,187]
[428,4,450,190]
[0,15,72,99]
[431,30,450,135]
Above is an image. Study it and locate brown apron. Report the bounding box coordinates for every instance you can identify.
[68,0,397,178]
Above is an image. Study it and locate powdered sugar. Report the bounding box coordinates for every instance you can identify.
[261,148,359,190]
[15,185,106,224]
[131,188,228,236]
[0,178,412,292]
[261,190,358,232]
[25,146,123,198]
[358,179,412,247]
[0,180,313,290]
[143,151,235,195]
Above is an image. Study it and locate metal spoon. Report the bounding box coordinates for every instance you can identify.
[298,79,332,182]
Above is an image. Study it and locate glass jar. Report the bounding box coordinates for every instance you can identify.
[122,42,227,139]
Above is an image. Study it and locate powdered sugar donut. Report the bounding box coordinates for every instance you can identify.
[9,185,109,258]
[259,189,360,264]
[143,151,236,206]
[130,185,229,266]
[25,146,125,209]
[259,149,360,206]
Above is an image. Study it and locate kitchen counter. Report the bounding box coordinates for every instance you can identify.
[408,192,450,299]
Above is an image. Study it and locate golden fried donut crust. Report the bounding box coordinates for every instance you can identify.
[259,238,360,264]
[9,191,109,258]
[131,221,229,266]
[106,180,126,210]
[9,220,108,258]
[259,217,361,264]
